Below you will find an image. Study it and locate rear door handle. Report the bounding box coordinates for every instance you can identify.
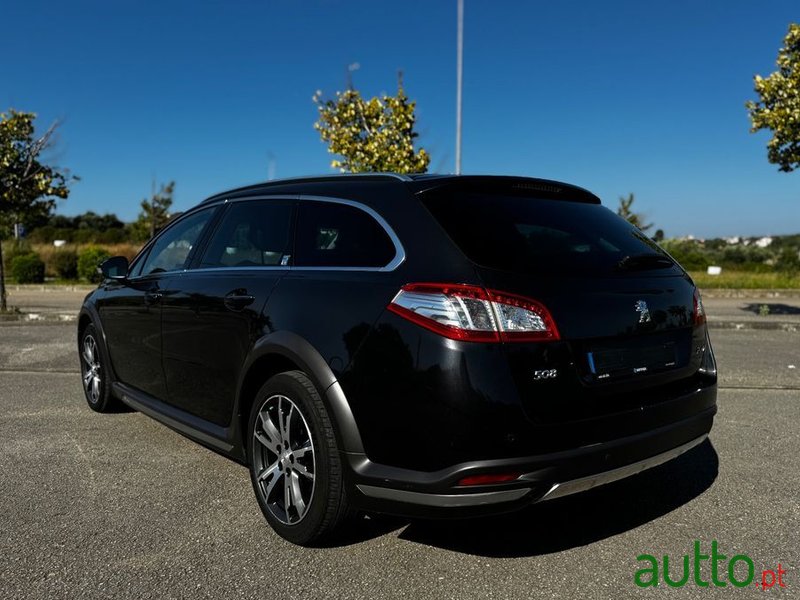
[224,290,255,311]
[144,290,163,305]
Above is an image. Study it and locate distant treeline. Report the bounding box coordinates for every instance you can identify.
[661,235,800,274]
[25,212,129,244]
[21,212,800,277]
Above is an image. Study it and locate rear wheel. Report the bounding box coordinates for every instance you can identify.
[247,370,351,545]
[79,324,117,412]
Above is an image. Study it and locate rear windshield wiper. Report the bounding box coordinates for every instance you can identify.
[616,254,675,271]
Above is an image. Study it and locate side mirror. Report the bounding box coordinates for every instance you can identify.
[99,256,129,280]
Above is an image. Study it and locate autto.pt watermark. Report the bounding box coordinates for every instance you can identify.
[635,540,790,590]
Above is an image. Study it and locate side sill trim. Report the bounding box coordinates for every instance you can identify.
[113,382,234,453]
[535,433,708,502]
[356,485,530,508]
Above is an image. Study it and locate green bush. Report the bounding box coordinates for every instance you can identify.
[10,253,45,283]
[660,240,710,271]
[776,248,800,276]
[2,239,33,268]
[50,249,79,280]
[77,246,111,283]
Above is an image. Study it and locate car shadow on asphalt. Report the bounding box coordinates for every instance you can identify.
[390,439,719,557]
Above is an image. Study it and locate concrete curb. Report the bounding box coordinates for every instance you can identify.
[706,320,798,332]
[699,289,800,299]
[2,311,797,332]
[4,284,96,293]
[0,313,78,323]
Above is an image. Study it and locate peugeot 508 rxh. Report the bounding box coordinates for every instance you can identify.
[78,174,717,545]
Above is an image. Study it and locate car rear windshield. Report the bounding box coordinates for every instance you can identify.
[420,189,678,276]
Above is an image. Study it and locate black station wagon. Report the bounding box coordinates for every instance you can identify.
[78,174,717,545]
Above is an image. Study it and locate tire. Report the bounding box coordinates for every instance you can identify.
[247,370,351,545]
[79,323,117,412]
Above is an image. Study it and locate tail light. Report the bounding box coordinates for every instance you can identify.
[387,283,560,342]
[693,289,706,326]
[699,331,717,376]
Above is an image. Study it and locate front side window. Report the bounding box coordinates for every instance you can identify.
[198,200,293,268]
[294,201,395,268]
[139,208,215,276]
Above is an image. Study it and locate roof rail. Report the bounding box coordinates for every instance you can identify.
[202,172,414,203]
[340,172,413,182]
[256,172,413,185]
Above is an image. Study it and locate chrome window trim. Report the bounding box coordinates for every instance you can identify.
[196,193,406,273]
[183,266,290,275]
[296,194,406,271]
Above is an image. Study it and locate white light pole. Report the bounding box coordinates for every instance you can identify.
[455,0,464,174]
[346,62,360,90]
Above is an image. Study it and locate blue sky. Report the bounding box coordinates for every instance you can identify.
[2,0,798,238]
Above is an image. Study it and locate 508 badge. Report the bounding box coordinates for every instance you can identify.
[533,369,558,380]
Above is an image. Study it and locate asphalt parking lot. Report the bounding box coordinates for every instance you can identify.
[0,321,798,599]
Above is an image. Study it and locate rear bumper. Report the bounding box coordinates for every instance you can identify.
[535,433,706,501]
[347,400,716,518]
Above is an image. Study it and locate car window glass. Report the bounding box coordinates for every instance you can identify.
[128,246,153,278]
[139,209,214,275]
[294,201,395,268]
[198,201,293,268]
[422,191,677,276]
[129,254,146,278]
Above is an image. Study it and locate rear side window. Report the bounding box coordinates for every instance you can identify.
[294,201,395,268]
[199,200,293,268]
[421,190,676,276]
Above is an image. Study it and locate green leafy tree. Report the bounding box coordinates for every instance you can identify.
[313,73,430,173]
[28,211,126,244]
[617,193,653,232]
[746,23,800,172]
[129,181,175,242]
[0,109,74,311]
[75,211,124,232]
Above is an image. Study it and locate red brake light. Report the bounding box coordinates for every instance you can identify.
[387,283,560,343]
[693,289,706,326]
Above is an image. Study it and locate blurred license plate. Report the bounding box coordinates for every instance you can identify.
[588,342,677,377]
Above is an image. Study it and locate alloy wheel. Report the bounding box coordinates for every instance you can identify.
[81,335,102,404]
[252,394,316,525]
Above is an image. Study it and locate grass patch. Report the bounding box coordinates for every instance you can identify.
[690,270,800,289]
[2,241,142,283]
[33,243,141,279]
[33,243,141,263]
